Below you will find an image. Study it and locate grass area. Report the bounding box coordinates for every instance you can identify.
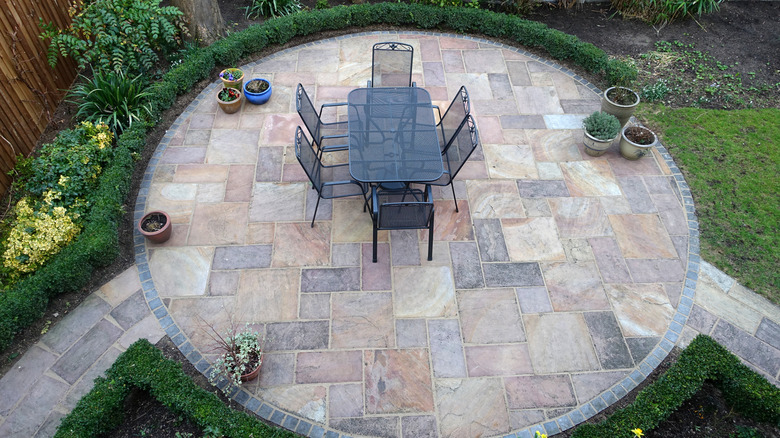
[637,105,779,304]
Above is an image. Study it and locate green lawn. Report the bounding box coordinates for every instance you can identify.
[637,105,779,304]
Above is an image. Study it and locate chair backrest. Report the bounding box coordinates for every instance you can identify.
[442,115,479,182]
[371,42,414,87]
[377,186,434,230]
[296,84,321,141]
[439,86,470,154]
[294,126,323,193]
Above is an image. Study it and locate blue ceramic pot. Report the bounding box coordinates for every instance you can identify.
[243,79,272,105]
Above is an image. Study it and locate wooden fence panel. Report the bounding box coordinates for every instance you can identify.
[0,0,78,198]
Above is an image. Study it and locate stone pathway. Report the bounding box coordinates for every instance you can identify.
[0,31,777,438]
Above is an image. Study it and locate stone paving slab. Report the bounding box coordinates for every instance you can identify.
[1,31,778,438]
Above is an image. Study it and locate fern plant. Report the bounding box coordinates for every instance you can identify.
[67,70,153,135]
[40,0,187,74]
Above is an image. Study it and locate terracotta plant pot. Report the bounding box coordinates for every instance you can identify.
[138,211,172,244]
[583,131,616,157]
[240,357,262,383]
[216,87,242,114]
[219,68,244,90]
[601,86,640,128]
[243,78,272,105]
[620,125,657,160]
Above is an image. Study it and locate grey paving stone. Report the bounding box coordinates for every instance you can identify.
[712,320,780,376]
[329,416,399,438]
[33,410,66,438]
[588,237,632,284]
[391,230,421,266]
[450,242,484,289]
[755,318,780,350]
[301,267,361,292]
[474,219,509,262]
[110,290,149,330]
[583,311,634,369]
[299,293,331,319]
[265,321,329,351]
[483,263,544,287]
[50,319,123,384]
[397,319,428,348]
[516,287,553,314]
[516,180,570,198]
[0,375,68,438]
[500,115,546,129]
[402,415,437,438]
[256,146,284,181]
[63,346,123,410]
[617,176,656,214]
[41,294,111,354]
[686,304,717,334]
[429,319,467,378]
[212,245,272,270]
[488,73,514,100]
[0,346,57,416]
[626,259,685,283]
[332,243,360,267]
[626,337,660,364]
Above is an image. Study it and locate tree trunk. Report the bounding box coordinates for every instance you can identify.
[171,0,225,46]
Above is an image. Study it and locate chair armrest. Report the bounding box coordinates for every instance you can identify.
[372,186,379,218]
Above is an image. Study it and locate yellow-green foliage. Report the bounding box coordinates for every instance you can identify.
[3,193,81,277]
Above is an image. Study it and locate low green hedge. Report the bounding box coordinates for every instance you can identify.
[0,2,637,352]
[54,339,296,437]
[572,335,780,437]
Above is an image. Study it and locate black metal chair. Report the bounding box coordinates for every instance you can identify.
[295,127,367,227]
[434,86,470,155]
[369,42,415,88]
[295,84,348,155]
[371,184,434,263]
[427,115,480,213]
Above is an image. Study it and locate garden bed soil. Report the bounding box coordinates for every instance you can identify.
[1,0,778,434]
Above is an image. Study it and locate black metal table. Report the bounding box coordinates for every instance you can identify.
[347,87,443,185]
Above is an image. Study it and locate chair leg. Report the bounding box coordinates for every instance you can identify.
[427,216,434,261]
[311,196,322,228]
[373,225,378,263]
[450,184,459,212]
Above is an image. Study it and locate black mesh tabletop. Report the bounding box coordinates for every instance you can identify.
[348,87,444,184]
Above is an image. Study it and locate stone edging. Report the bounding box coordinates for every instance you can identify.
[133,30,701,438]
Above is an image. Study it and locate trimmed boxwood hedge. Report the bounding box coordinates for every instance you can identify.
[572,335,780,437]
[54,339,297,437]
[0,2,638,352]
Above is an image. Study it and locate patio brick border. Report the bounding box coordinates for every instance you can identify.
[133,31,701,438]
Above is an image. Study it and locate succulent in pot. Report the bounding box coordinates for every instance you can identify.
[581,111,621,157]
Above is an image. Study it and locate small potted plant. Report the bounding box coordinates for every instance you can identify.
[216,87,242,114]
[581,111,621,157]
[601,60,640,127]
[206,322,263,393]
[620,124,657,160]
[219,67,244,90]
[243,78,273,105]
[138,211,172,244]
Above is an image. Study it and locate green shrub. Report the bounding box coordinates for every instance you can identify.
[55,339,297,438]
[68,70,153,135]
[40,0,187,74]
[245,0,302,19]
[605,57,638,87]
[1,1,635,352]
[571,335,780,437]
[583,111,621,140]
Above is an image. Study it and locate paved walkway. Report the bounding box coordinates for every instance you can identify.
[0,32,778,438]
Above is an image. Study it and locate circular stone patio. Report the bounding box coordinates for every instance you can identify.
[134,32,699,438]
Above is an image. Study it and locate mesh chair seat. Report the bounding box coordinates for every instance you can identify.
[295,127,367,227]
[435,86,470,155]
[296,84,348,154]
[371,185,434,262]
[428,115,480,212]
[370,42,415,88]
